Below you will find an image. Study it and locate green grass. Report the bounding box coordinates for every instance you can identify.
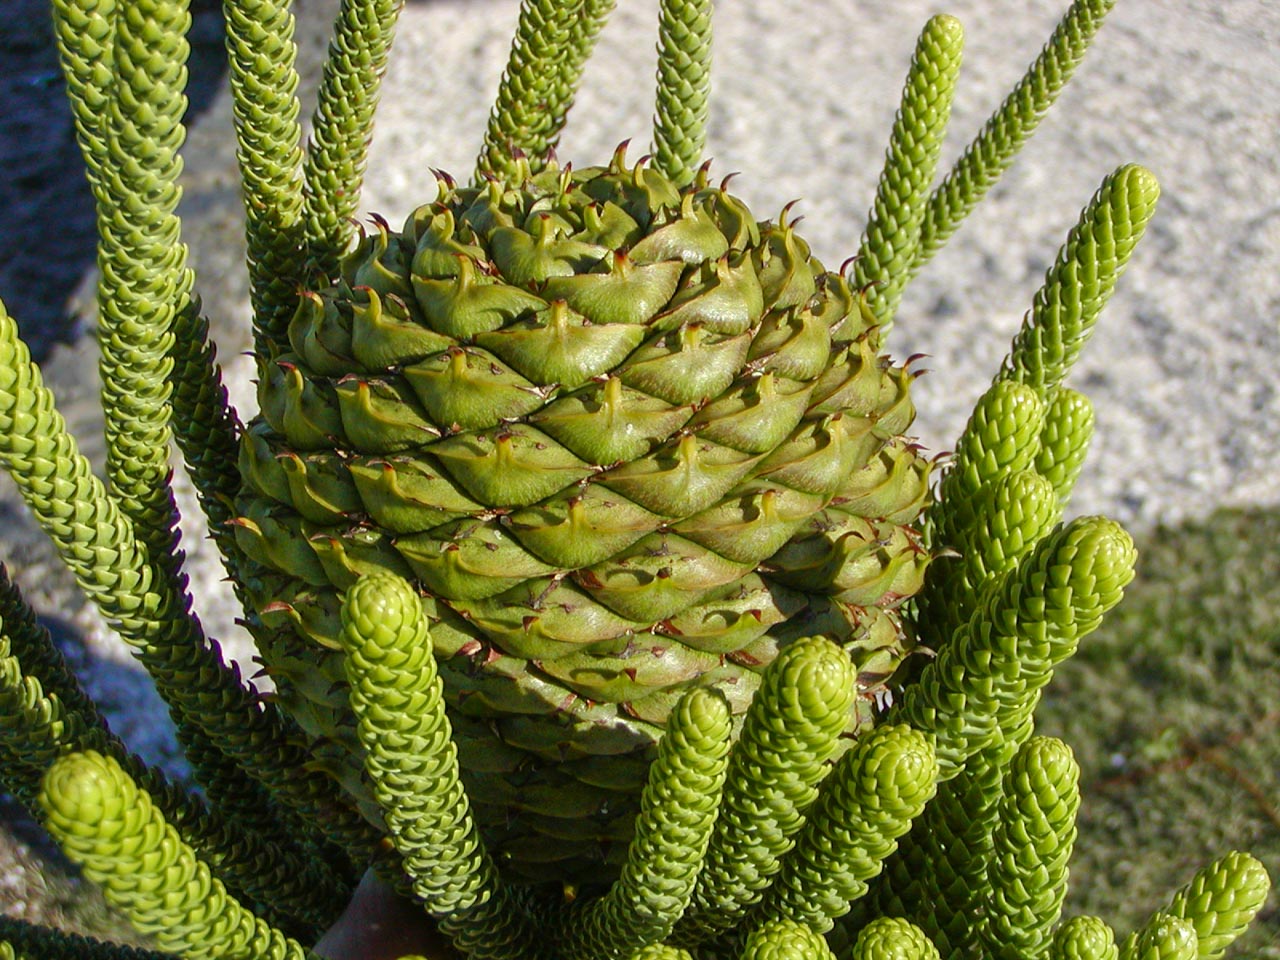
[1037,506,1280,955]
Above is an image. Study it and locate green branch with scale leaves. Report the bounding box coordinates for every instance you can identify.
[0,1,1269,959]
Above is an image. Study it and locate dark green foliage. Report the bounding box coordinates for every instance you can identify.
[914,0,1118,270]
[1121,915,1199,960]
[1050,916,1119,960]
[673,638,857,946]
[848,917,940,960]
[221,0,307,349]
[980,736,1081,958]
[474,0,616,182]
[854,14,964,328]
[569,688,732,959]
[0,566,347,936]
[1165,852,1271,960]
[753,724,937,934]
[302,0,405,283]
[339,572,537,960]
[897,515,1136,778]
[998,164,1160,396]
[740,920,834,960]
[651,0,712,187]
[0,917,172,960]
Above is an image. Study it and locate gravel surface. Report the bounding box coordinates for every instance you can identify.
[0,0,1276,936]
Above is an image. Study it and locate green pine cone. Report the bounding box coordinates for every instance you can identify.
[1164,852,1271,960]
[1050,916,1120,960]
[849,917,942,960]
[237,152,932,887]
